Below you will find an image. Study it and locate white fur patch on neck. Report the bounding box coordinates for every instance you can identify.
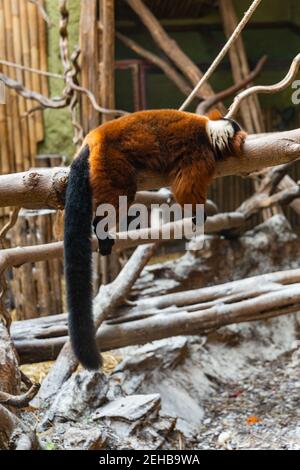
[206,119,235,151]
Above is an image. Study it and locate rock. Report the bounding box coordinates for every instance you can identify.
[92,394,176,449]
[63,427,107,450]
[93,394,161,422]
[108,337,188,398]
[109,337,207,438]
[217,431,232,448]
[39,371,108,429]
[115,337,188,372]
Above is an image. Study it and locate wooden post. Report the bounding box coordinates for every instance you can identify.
[19,0,37,165]
[100,0,115,122]
[0,2,10,177]
[27,0,44,143]
[11,0,31,169]
[99,0,117,282]
[3,0,23,172]
[79,0,100,133]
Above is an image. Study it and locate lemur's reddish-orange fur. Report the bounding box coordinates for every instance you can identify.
[65,109,246,370]
[85,109,246,214]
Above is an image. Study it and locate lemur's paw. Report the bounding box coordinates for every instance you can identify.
[99,238,115,256]
[192,211,207,227]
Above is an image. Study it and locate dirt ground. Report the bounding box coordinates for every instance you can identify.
[195,347,300,450]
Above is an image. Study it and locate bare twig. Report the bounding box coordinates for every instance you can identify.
[0,207,20,240]
[0,207,20,328]
[0,73,68,109]
[179,0,262,110]
[227,53,300,118]
[0,383,40,408]
[0,59,64,79]
[0,2,128,122]
[196,55,267,115]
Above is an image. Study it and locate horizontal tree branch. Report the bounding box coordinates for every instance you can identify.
[0,213,245,275]
[0,129,300,210]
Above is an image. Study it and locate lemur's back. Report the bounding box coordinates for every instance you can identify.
[85,109,211,175]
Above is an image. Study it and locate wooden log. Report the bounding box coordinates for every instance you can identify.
[0,212,246,280]
[14,302,300,364]
[11,270,300,364]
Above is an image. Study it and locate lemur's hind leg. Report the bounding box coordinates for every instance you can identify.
[92,165,137,256]
[171,161,214,226]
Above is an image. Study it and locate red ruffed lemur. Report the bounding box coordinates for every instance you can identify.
[64,109,246,370]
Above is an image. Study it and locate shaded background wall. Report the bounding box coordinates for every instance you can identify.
[42,0,300,157]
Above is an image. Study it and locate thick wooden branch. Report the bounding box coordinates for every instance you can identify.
[1,130,300,210]
[12,268,300,364]
[0,212,245,276]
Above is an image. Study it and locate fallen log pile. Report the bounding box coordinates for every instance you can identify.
[12,268,300,364]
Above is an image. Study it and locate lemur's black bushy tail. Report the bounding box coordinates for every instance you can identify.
[64,145,101,370]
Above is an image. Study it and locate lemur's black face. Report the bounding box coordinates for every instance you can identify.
[221,118,242,134]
